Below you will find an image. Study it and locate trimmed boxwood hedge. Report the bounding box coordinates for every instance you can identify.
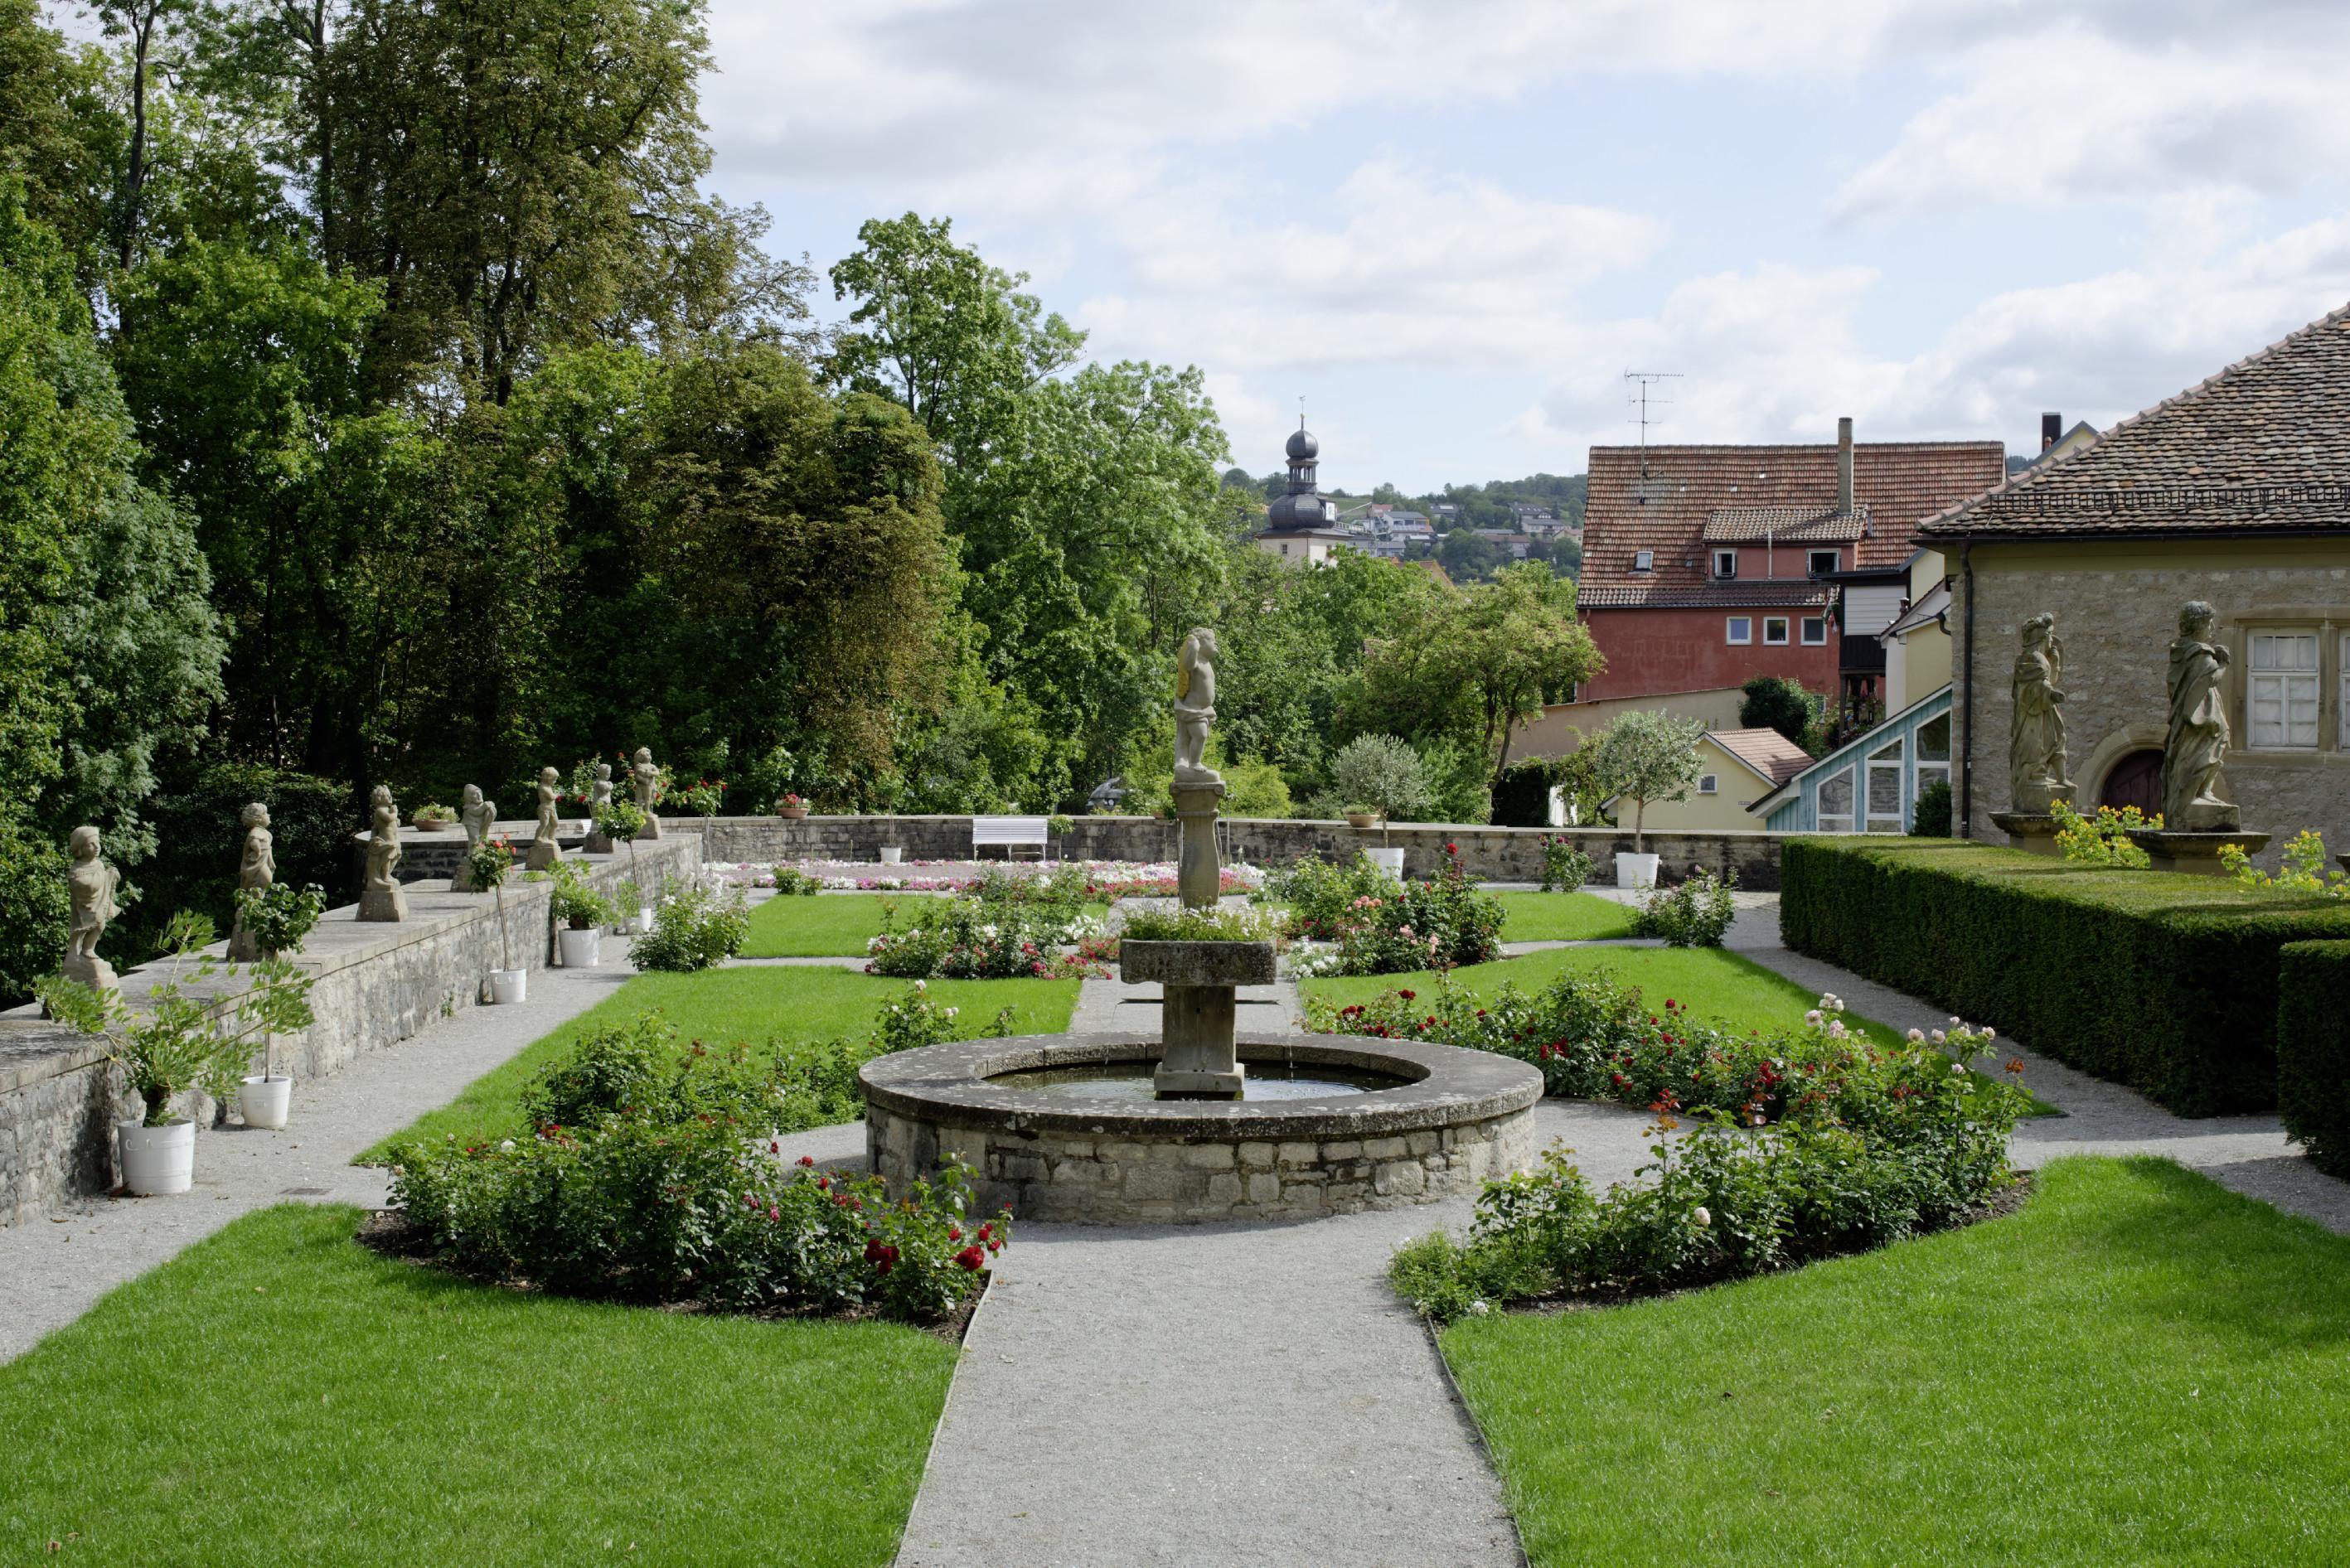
[2278,941,2350,1177]
[1781,837,2350,1117]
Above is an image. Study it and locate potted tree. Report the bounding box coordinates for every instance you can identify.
[1328,733,1434,877]
[228,880,327,1128]
[37,912,316,1193]
[1342,805,1377,830]
[594,796,652,930]
[468,837,528,1002]
[548,861,618,968]
[1586,709,1707,888]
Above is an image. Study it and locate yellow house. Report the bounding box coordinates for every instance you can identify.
[1602,727,1814,832]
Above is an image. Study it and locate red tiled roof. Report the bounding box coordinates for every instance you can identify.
[1711,727,1815,788]
[1576,580,1834,610]
[1920,300,2350,538]
[1702,506,1868,544]
[1582,439,2006,607]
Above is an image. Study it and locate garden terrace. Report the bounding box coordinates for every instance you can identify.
[1781,837,2350,1115]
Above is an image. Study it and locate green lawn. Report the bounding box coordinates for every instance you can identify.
[1443,1157,2350,1566]
[0,1203,952,1567]
[740,893,930,957]
[361,965,1079,1160]
[1495,891,1642,943]
[1305,944,1891,1045]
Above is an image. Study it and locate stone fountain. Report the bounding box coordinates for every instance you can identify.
[860,627,1542,1224]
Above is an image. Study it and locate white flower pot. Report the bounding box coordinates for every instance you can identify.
[1367,847,1406,876]
[488,968,528,1004]
[556,927,602,968]
[637,904,655,933]
[239,1075,293,1131]
[1616,852,1661,889]
[119,1119,195,1196]
[879,847,904,864]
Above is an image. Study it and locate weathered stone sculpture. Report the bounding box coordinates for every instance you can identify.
[452,785,496,891]
[358,785,407,921]
[1172,627,1222,787]
[62,825,121,995]
[585,762,616,853]
[630,746,662,840]
[2162,600,2236,831]
[227,802,275,961]
[526,767,564,872]
[2007,613,2072,814]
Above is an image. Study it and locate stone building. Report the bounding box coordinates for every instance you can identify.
[1254,419,1354,568]
[1926,301,2350,860]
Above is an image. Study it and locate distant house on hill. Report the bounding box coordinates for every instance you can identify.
[1577,419,2005,704]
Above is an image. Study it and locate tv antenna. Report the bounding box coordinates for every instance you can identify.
[1623,370,1680,477]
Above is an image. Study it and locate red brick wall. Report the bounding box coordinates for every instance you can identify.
[1579,607,1838,701]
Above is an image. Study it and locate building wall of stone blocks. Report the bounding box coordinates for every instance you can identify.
[0,835,700,1228]
[1954,537,2350,866]
[695,814,1786,889]
[866,1101,1537,1225]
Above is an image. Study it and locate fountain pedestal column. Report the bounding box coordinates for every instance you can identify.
[1153,778,1248,1099]
[1170,781,1226,910]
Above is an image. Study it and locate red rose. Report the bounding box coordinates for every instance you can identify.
[1445,841,1457,854]
[797,1154,816,1168]
[947,1227,962,1242]
[1398,989,1417,1002]
[955,1245,985,1270]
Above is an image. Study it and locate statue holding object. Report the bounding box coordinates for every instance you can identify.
[1172,627,1222,788]
[2007,612,2073,815]
[227,802,275,961]
[526,767,564,872]
[2163,600,2239,832]
[358,786,407,922]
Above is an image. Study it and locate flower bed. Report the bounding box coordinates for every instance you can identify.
[716,859,1265,898]
[865,896,1110,980]
[1284,845,1504,977]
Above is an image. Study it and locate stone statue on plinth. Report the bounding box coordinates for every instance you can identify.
[1173,627,1222,787]
[2008,614,2071,813]
[526,767,564,872]
[630,747,663,840]
[585,762,615,852]
[358,785,408,921]
[2163,601,2236,831]
[227,802,275,961]
[62,825,121,995]
[452,785,495,890]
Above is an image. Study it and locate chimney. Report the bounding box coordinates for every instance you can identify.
[2041,412,2061,452]
[1836,416,1853,514]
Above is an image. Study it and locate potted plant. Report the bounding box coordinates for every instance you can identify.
[613,878,647,935]
[468,837,528,1002]
[1328,733,1433,874]
[1342,804,1377,830]
[548,861,618,967]
[776,791,809,820]
[1048,813,1074,859]
[37,912,316,1194]
[228,881,327,1128]
[1585,709,1707,888]
[410,801,458,831]
[594,797,652,927]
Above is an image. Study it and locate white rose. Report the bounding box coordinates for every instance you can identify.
[1951,1061,1967,1075]
[1931,1029,1947,1045]
[1982,1026,1997,1041]
[498,1139,516,1153]
[1805,1009,1823,1026]
[1693,1206,1713,1227]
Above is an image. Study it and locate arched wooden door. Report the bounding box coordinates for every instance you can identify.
[2099,748,2163,816]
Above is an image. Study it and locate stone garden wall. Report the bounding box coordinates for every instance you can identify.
[689,814,1786,889]
[0,835,700,1228]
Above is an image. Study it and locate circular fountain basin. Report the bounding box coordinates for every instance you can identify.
[860,1033,1542,1225]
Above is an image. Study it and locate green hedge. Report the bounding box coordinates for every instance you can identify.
[1781,838,2350,1116]
[2278,941,2350,1177]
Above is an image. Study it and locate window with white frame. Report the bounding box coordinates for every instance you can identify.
[1698,773,1719,795]
[1713,549,1737,579]
[1726,616,1752,645]
[2249,630,2319,748]
[1800,616,1827,645]
[1816,768,1854,833]
[1763,616,1790,645]
[1866,737,1907,832]
[1809,549,1839,577]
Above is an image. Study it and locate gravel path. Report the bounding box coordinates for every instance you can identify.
[0,940,644,1365]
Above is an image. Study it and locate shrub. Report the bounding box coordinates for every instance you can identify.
[1780,837,2350,1115]
[1632,869,1737,946]
[1537,835,1592,893]
[630,878,750,972]
[1911,777,1953,837]
[772,865,824,896]
[670,777,727,817]
[233,880,327,956]
[1738,675,1819,750]
[1327,733,1433,830]
[1292,844,1504,977]
[2052,800,2155,867]
[594,796,647,843]
[2278,941,2350,1178]
[865,894,1104,980]
[2224,829,2349,897]
[1267,853,1399,939]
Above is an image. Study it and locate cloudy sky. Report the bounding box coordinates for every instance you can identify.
[697,0,2350,491]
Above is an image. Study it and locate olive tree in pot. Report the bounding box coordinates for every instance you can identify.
[1585,709,1707,888]
[1329,733,1433,874]
[467,837,528,1002]
[37,913,317,1193]
[227,881,327,1127]
[594,797,653,932]
[548,861,618,967]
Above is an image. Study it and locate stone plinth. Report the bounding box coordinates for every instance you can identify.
[357,882,408,922]
[862,1033,1542,1225]
[1120,939,1277,1101]
[1170,782,1227,909]
[2125,828,2272,876]
[1989,811,2064,856]
[58,952,118,997]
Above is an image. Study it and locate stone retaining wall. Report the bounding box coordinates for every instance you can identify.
[685,814,1785,889]
[0,834,700,1227]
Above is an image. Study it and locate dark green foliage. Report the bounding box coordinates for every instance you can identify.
[133,764,352,956]
[2277,941,2350,1178]
[1781,838,2350,1115]
[0,831,68,1008]
[1739,674,1818,750]
[1911,777,1953,837]
[1490,759,1556,828]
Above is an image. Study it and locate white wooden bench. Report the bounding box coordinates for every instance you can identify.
[972,815,1050,861]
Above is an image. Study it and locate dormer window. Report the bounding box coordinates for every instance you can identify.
[1713,549,1737,579]
[1809,549,1839,577]
[1632,549,1654,573]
